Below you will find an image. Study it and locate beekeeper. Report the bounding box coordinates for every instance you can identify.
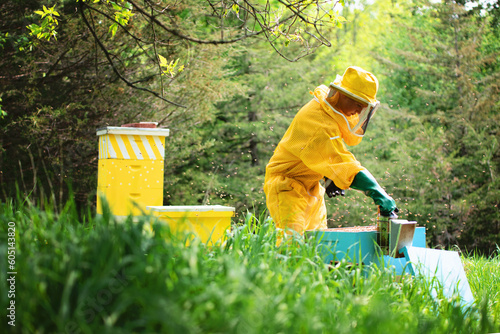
[264,66,398,237]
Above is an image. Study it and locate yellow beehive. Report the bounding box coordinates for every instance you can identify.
[96,126,170,219]
[147,205,235,245]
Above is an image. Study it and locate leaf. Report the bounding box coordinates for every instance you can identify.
[109,23,118,37]
[232,4,239,14]
[112,2,122,11]
[158,54,168,67]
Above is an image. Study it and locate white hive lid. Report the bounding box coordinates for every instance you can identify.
[147,205,235,212]
[96,126,170,137]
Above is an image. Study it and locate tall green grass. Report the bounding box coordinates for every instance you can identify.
[0,197,499,333]
[463,247,500,328]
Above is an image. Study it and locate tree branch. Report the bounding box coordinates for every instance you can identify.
[79,2,186,108]
[128,0,265,44]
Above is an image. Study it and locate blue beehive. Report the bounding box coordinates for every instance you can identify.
[307,223,426,274]
[306,221,474,306]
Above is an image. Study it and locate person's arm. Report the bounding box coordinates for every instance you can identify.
[350,169,398,216]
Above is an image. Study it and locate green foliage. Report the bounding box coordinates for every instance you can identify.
[463,247,500,326]
[0,97,5,118]
[0,0,244,211]
[0,198,499,333]
[0,32,8,49]
[158,55,184,77]
[108,1,133,37]
[372,0,500,253]
[27,5,60,41]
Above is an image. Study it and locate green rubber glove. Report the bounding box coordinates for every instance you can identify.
[350,169,397,216]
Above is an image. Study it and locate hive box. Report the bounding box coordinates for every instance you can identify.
[96,126,170,219]
[306,225,426,273]
[307,225,474,306]
[147,205,235,245]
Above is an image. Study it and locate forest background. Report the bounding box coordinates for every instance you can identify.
[1,0,499,255]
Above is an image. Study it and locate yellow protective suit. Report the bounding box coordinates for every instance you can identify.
[264,85,365,235]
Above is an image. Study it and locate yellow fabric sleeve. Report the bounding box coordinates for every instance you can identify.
[299,123,363,189]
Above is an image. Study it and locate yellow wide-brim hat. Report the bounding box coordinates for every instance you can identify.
[330,66,379,105]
